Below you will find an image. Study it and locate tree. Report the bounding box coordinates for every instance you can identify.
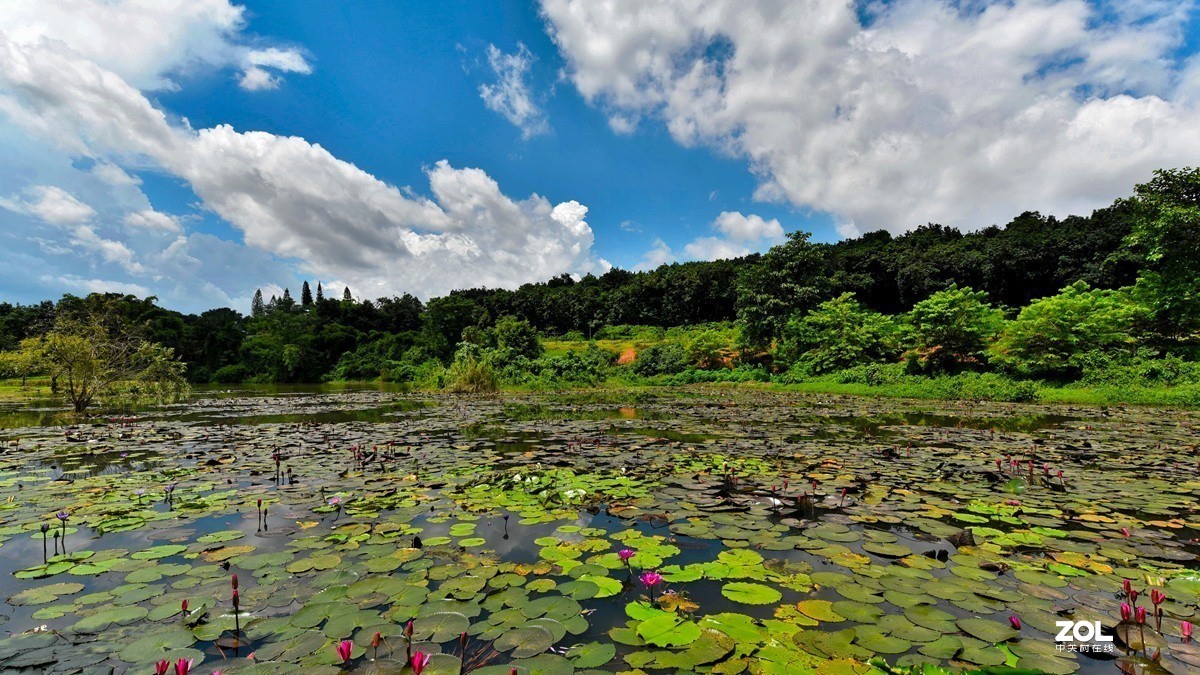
[776,293,900,373]
[991,281,1145,377]
[316,282,325,303]
[251,289,265,318]
[1125,167,1200,341]
[494,316,542,360]
[343,287,353,302]
[736,231,831,351]
[0,345,41,385]
[301,281,313,307]
[907,285,1003,372]
[10,314,187,412]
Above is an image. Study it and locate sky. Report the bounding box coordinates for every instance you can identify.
[1,0,1199,314]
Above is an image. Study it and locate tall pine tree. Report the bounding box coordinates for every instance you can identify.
[316,282,324,302]
[251,289,265,317]
[301,281,313,307]
[343,287,353,302]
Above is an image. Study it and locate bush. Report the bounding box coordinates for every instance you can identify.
[775,293,900,373]
[991,281,1145,377]
[210,364,251,384]
[446,344,497,393]
[632,343,689,376]
[907,285,1004,372]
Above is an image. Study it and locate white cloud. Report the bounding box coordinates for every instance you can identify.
[0,28,603,300]
[683,236,749,260]
[480,43,550,138]
[634,238,675,271]
[42,274,150,297]
[541,0,1200,232]
[123,209,182,233]
[679,210,785,261]
[0,185,95,225]
[0,0,309,93]
[239,47,312,91]
[238,67,279,91]
[91,161,141,186]
[712,211,783,242]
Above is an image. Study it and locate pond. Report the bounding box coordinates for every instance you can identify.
[0,387,1196,674]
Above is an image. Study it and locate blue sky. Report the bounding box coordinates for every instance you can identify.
[1,1,1198,313]
[158,0,826,263]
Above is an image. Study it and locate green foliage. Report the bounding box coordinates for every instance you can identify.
[684,328,730,369]
[446,344,498,393]
[632,343,689,376]
[991,281,1145,377]
[736,231,831,350]
[1126,167,1200,340]
[494,316,543,360]
[7,309,188,412]
[776,293,900,373]
[907,285,1004,372]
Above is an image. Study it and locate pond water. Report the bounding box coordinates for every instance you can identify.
[0,387,1196,674]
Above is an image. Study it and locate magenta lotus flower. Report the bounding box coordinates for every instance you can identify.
[1183,620,1193,642]
[174,658,192,675]
[618,549,635,562]
[1121,602,1133,622]
[1151,589,1167,606]
[411,651,431,674]
[336,640,354,663]
[155,660,170,675]
[640,571,663,587]
[1136,606,1148,624]
[1009,615,1021,630]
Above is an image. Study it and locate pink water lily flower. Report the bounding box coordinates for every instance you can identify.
[640,571,663,587]
[618,549,635,562]
[1183,620,1193,642]
[154,660,170,675]
[411,651,431,674]
[174,658,192,675]
[1008,615,1021,630]
[335,640,354,663]
[1121,602,1133,622]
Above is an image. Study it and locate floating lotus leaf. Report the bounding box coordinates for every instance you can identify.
[797,599,846,622]
[494,625,555,658]
[956,617,1019,643]
[636,612,702,647]
[411,611,470,642]
[721,582,782,605]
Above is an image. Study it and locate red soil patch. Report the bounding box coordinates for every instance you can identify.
[617,348,637,365]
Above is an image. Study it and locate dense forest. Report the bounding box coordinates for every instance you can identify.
[0,168,1196,401]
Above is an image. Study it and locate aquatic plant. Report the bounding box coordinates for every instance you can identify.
[335,639,354,665]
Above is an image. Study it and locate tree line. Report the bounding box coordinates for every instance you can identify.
[0,168,1194,394]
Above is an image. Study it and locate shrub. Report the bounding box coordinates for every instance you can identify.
[632,343,689,376]
[210,364,251,384]
[775,293,900,373]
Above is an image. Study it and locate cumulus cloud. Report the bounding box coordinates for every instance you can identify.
[123,209,182,233]
[634,238,675,271]
[0,0,309,92]
[0,185,95,225]
[681,210,785,261]
[712,211,784,242]
[0,23,602,300]
[480,43,551,138]
[541,0,1200,232]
